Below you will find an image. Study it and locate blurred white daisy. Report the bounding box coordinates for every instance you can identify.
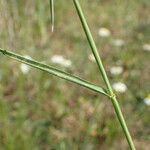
[112,39,125,47]
[51,55,72,67]
[110,66,123,75]
[20,55,32,74]
[112,82,127,93]
[143,94,150,106]
[20,64,30,74]
[98,27,111,37]
[143,44,150,52]
[88,53,96,62]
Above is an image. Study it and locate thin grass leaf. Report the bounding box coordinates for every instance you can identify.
[0,48,108,96]
[49,0,54,32]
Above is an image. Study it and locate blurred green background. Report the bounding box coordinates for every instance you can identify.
[0,0,150,149]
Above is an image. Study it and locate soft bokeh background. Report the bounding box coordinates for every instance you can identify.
[0,0,150,149]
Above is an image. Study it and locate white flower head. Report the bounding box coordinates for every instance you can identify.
[144,95,150,106]
[112,82,127,93]
[20,64,30,74]
[143,44,150,52]
[51,55,72,68]
[20,55,32,74]
[88,53,96,62]
[98,27,111,37]
[63,59,72,67]
[110,66,123,75]
[113,39,125,47]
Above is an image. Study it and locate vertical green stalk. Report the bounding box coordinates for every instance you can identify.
[73,0,136,149]
[49,0,54,32]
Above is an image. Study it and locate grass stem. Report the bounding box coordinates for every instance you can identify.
[49,0,54,32]
[73,0,136,149]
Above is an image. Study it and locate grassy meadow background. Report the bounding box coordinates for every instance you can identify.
[0,0,150,149]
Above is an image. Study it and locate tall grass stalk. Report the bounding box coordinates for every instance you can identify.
[49,0,54,32]
[73,0,136,149]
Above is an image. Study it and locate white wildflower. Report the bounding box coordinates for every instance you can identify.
[110,66,123,75]
[51,55,72,67]
[143,44,150,52]
[112,82,127,93]
[20,55,32,74]
[51,55,64,64]
[88,53,96,62]
[98,27,111,37]
[63,60,72,67]
[143,95,150,106]
[20,64,30,74]
[112,39,125,47]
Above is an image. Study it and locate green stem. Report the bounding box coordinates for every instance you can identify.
[49,0,54,32]
[73,0,113,95]
[73,0,136,150]
[0,48,108,96]
[111,96,136,150]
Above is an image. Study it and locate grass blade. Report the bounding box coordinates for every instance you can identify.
[0,48,108,96]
